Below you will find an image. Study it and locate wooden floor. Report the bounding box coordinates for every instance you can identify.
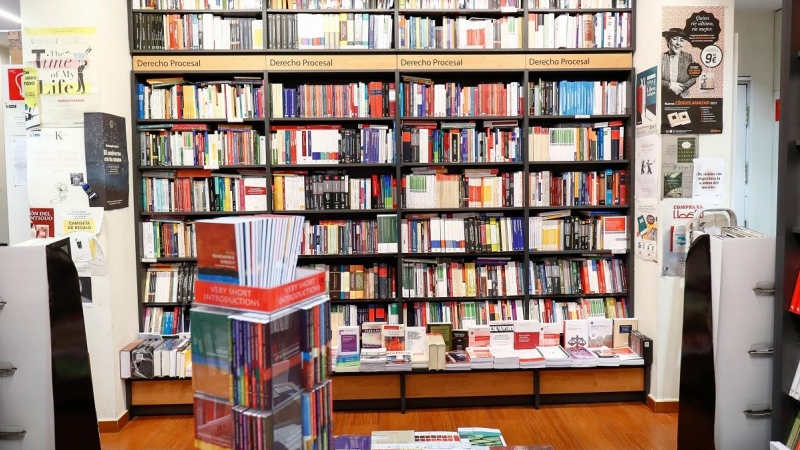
[100,403,677,450]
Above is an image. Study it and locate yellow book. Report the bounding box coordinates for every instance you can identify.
[273,175,285,211]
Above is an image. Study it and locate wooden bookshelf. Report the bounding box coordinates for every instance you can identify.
[127,0,639,415]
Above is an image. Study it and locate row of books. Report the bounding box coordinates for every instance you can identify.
[398,16,523,50]
[142,171,269,212]
[334,320,643,372]
[270,82,396,118]
[139,124,267,167]
[529,257,626,295]
[529,0,630,8]
[269,0,393,9]
[331,303,401,328]
[271,173,396,210]
[401,122,522,163]
[143,263,198,303]
[299,216,399,255]
[304,263,398,299]
[142,220,197,258]
[271,125,395,164]
[529,213,627,251]
[527,12,630,49]
[133,0,263,9]
[132,14,264,50]
[401,259,525,298]
[529,170,628,206]
[143,305,190,334]
[529,80,628,117]
[400,78,524,118]
[529,296,629,323]
[529,122,626,161]
[138,79,265,120]
[401,0,519,7]
[403,170,524,209]
[120,336,192,379]
[267,13,394,49]
[401,215,526,253]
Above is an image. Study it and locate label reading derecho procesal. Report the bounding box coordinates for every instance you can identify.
[269,58,334,67]
[399,58,464,67]
[528,56,591,67]
[136,59,201,68]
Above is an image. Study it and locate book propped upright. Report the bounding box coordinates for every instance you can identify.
[451,329,469,351]
[382,324,406,351]
[563,319,589,349]
[427,333,446,371]
[612,318,639,348]
[196,220,241,285]
[588,318,613,348]
[513,320,541,350]
[362,322,385,349]
[489,320,514,349]
[427,322,453,351]
[405,326,428,369]
[468,324,491,347]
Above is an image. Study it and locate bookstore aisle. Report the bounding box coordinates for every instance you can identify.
[99,404,679,450]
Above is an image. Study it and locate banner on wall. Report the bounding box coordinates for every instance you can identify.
[23,27,98,129]
[661,6,726,135]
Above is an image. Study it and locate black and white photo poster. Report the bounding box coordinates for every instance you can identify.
[661,6,725,135]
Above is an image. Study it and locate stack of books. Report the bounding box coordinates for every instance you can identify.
[361,348,388,372]
[466,347,494,369]
[539,345,571,367]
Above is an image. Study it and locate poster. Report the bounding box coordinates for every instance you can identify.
[26,128,91,208]
[636,66,658,134]
[30,207,54,239]
[635,199,658,263]
[634,131,659,200]
[662,203,717,277]
[662,135,698,198]
[84,113,130,210]
[23,27,97,129]
[693,157,725,201]
[661,7,726,134]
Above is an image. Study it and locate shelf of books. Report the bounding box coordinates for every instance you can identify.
[125,0,644,416]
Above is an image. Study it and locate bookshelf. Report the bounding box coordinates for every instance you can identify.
[128,0,637,414]
[774,0,800,442]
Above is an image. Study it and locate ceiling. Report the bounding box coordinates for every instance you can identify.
[0,0,19,32]
[736,0,781,10]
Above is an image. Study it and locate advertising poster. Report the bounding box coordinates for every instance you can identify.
[23,27,97,128]
[84,113,130,210]
[27,128,91,208]
[636,66,658,133]
[662,135,698,198]
[662,203,717,277]
[635,199,658,263]
[661,7,726,134]
[693,157,726,201]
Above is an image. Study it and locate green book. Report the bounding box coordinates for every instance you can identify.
[191,307,233,400]
[426,322,453,351]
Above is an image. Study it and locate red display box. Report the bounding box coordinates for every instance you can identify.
[194,268,326,314]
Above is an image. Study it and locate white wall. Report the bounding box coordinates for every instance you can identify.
[733,9,778,235]
[635,0,736,402]
[20,0,137,422]
[0,43,11,245]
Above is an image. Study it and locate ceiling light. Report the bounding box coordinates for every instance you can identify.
[0,10,21,24]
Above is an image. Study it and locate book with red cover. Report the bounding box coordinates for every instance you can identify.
[513,320,541,350]
[196,220,241,285]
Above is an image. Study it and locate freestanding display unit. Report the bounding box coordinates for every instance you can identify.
[0,239,101,450]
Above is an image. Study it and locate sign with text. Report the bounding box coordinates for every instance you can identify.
[267,55,397,71]
[133,55,266,72]
[398,54,525,70]
[526,53,632,70]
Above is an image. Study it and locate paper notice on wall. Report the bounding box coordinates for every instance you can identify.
[68,232,106,277]
[12,138,26,186]
[662,135,697,198]
[26,128,90,208]
[635,199,658,263]
[53,207,104,237]
[634,131,659,200]
[693,157,726,201]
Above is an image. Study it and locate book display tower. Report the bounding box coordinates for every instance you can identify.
[127,0,643,414]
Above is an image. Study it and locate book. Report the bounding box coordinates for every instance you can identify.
[405,326,429,369]
[426,333,447,371]
[445,350,472,370]
[401,122,522,164]
[119,339,145,379]
[529,170,628,207]
[403,170,524,209]
[527,12,631,49]
[402,215,525,254]
[529,80,628,116]
[512,320,541,350]
[468,325,491,347]
[272,126,395,165]
[527,258,628,295]
[538,345,572,367]
[132,14,264,50]
[529,297,628,322]
[489,320,514,349]
[400,78,523,117]
[140,124,266,167]
[403,260,525,299]
[529,215,629,251]
[528,122,626,162]
[451,329,469,351]
[427,322,454,351]
[565,347,598,367]
[457,428,507,447]
[304,262,397,300]
[271,173,396,211]
[588,317,613,348]
[138,80,264,120]
[563,319,589,349]
[382,324,406,351]
[362,322,385,349]
[271,82,395,118]
[267,14,393,50]
[612,318,638,348]
[399,16,523,50]
[141,220,197,259]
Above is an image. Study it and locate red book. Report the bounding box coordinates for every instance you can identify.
[513,321,541,350]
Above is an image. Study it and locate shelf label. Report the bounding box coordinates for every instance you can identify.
[526,53,632,70]
[399,54,525,70]
[267,55,397,71]
[133,55,266,72]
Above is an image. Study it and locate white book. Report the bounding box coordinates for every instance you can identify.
[790,360,800,399]
[588,318,614,348]
[405,327,428,367]
[489,321,514,349]
[563,319,589,349]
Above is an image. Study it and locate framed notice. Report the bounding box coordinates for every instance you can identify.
[661,7,726,134]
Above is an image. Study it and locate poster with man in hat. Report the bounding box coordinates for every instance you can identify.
[661,6,726,135]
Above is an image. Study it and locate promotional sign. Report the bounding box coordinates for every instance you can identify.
[84,113,130,210]
[661,7,726,134]
[636,66,657,131]
[635,199,658,263]
[7,68,23,101]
